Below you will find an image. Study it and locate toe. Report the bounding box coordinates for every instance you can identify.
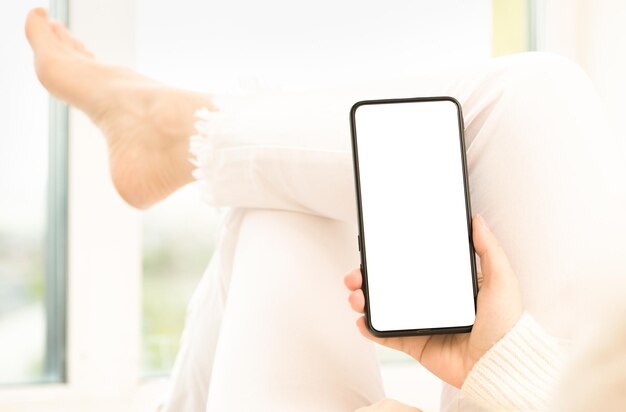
[72,38,95,58]
[25,8,54,50]
[50,20,95,58]
[50,21,72,48]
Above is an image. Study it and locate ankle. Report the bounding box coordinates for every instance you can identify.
[147,87,214,139]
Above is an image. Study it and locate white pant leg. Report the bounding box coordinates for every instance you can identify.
[206,210,385,411]
[165,52,626,411]
[160,210,245,411]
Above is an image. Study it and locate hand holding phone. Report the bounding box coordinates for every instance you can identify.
[344,214,523,388]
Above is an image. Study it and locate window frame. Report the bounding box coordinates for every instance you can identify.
[44,0,69,384]
[0,0,167,408]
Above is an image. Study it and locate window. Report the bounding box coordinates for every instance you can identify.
[141,188,221,375]
[0,0,541,409]
[0,0,67,385]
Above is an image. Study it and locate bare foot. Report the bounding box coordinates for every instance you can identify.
[25,7,216,208]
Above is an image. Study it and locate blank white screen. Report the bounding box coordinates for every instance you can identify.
[354,99,475,332]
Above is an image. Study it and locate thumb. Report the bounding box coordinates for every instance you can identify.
[472,215,515,287]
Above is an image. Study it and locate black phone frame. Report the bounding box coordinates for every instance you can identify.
[349,96,478,338]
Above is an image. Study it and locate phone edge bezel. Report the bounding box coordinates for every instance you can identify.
[349,96,479,338]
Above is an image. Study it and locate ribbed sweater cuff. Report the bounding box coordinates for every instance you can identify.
[461,313,562,411]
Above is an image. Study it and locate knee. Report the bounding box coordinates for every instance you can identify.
[496,52,593,101]
[464,53,593,145]
[464,53,597,156]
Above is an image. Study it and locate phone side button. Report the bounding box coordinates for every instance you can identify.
[357,235,361,251]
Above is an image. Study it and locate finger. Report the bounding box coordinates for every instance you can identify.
[343,267,362,291]
[355,316,407,352]
[348,289,365,313]
[356,316,386,345]
[472,215,515,286]
[356,316,394,347]
[356,316,428,357]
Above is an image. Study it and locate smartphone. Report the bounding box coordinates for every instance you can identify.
[349,96,477,337]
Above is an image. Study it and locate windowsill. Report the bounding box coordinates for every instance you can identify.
[0,365,441,411]
[0,378,168,412]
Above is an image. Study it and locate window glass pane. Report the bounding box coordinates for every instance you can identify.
[0,0,53,384]
[141,188,221,375]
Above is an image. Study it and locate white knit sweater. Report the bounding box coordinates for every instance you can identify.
[461,314,563,411]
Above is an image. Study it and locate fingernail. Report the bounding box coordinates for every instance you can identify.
[476,214,490,232]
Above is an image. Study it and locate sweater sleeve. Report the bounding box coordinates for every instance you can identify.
[461,313,563,411]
